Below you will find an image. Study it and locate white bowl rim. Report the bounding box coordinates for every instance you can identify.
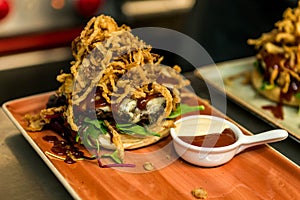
[170,115,243,152]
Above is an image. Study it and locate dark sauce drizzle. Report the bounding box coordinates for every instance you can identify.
[44,93,136,168]
[262,103,284,120]
[260,53,298,119]
[178,128,236,147]
[43,136,94,164]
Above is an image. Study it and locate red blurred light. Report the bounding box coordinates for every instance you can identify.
[0,0,10,20]
[75,0,103,17]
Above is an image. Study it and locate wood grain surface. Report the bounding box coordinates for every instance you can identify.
[3,92,300,200]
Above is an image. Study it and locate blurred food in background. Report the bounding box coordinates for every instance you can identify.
[0,0,299,103]
[0,0,195,55]
[0,0,196,103]
[0,0,106,54]
[121,0,195,31]
[183,0,299,64]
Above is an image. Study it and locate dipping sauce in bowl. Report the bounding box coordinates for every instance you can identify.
[172,115,240,149]
[170,115,242,167]
[178,128,236,147]
[170,115,288,167]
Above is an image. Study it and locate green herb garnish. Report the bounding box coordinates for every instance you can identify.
[81,125,100,149]
[83,118,107,134]
[260,81,275,90]
[102,150,123,164]
[254,60,265,75]
[116,123,160,137]
[295,92,300,99]
[79,118,108,149]
[167,104,205,119]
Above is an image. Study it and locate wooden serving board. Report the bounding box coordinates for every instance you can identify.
[3,92,300,200]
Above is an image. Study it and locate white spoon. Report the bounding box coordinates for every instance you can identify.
[170,115,288,167]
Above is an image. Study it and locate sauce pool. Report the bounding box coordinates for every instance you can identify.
[178,128,236,147]
[262,103,284,120]
[42,135,86,164]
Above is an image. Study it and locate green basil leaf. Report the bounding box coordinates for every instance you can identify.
[84,117,107,134]
[82,125,99,148]
[254,61,265,75]
[75,134,80,143]
[80,118,108,149]
[260,81,275,90]
[167,104,205,119]
[116,124,160,137]
[102,150,122,164]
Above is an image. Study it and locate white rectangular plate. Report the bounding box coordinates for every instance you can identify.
[195,57,300,140]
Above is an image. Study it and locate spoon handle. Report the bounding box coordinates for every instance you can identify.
[236,129,288,154]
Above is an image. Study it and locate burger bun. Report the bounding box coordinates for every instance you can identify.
[251,68,300,106]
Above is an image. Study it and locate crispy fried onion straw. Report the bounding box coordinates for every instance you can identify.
[54,15,189,133]
[112,63,189,126]
[247,2,300,94]
[55,15,159,131]
[24,15,190,163]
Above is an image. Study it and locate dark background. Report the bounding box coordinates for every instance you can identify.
[121,0,299,72]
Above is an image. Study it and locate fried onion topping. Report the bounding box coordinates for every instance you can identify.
[24,14,192,157]
[248,2,300,94]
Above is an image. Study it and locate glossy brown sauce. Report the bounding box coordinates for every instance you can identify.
[137,93,163,110]
[280,81,299,102]
[262,103,284,120]
[262,53,284,85]
[43,136,90,164]
[178,128,236,147]
[79,87,110,111]
[94,87,110,108]
[42,135,58,143]
[260,53,300,120]
[263,53,300,103]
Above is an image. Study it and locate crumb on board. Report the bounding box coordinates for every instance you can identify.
[191,187,208,199]
[143,162,154,171]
